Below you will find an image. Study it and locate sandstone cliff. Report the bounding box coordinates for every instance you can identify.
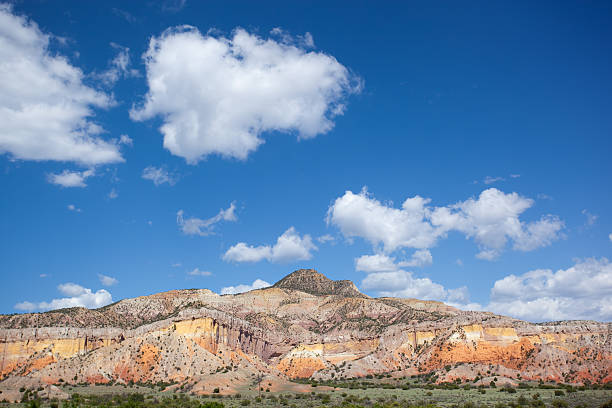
[0,269,610,397]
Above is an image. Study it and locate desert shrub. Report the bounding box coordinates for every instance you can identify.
[240,399,251,406]
[202,402,224,408]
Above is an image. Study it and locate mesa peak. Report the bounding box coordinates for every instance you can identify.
[272,268,366,298]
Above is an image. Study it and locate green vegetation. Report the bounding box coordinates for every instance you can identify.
[2,380,611,408]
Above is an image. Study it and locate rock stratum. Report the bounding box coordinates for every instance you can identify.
[0,269,610,398]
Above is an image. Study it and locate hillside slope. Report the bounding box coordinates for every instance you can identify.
[1,269,610,398]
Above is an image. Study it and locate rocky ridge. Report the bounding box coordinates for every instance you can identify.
[272,269,366,298]
[0,269,610,399]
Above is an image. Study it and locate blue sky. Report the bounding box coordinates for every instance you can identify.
[1,1,611,321]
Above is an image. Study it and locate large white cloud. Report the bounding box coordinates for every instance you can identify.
[130,26,361,163]
[326,188,439,253]
[220,279,271,295]
[14,283,112,311]
[0,5,122,165]
[223,227,317,263]
[431,188,564,259]
[488,258,612,321]
[327,187,564,260]
[361,270,478,310]
[356,253,478,310]
[177,202,237,236]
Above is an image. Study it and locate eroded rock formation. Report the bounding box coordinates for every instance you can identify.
[0,269,610,397]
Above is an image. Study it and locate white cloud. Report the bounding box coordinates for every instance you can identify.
[326,188,439,253]
[141,166,177,186]
[130,26,361,163]
[0,5,122,165]
[177,202,237,236]
[15,283,112,311]
[483,176,504,185]
[98,274,118,286]
[39,273,48,278]
[609,233,612,242]
[119,134,133,146]
[14,301,36,312]
[220,279,270,295]
[111,8,135,23]
[94,43,139,86]
[363,271,448,300]
[161,0,186,13]
[67,204,81,212]
[355,251,432,272]
[187,268,212,276]
[488,258,612,321]
[360,270,479,310]
[108,188,118,199]
[431,188,564,258]
[582,209,598,227]
[47,169,94,188]
[355,254,398,273]
[402,249,433,267]
[223,227,317,263]
[328,187,565,260]
[317,234,335,244]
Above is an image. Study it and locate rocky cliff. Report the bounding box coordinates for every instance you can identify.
[0,269,610,398]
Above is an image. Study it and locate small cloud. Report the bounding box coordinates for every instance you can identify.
[108,188,118,199]
[223,227,317,263]
[142,166,177,186]
[221,279,270,295]
[39,273,48,278]
[98,274,118,286]
[187,268,212,277]
[161,0,186,12]
[119,134,133,146]
[67,204,81,212]
[177,202,237,236]
[94,43,140,87]
[48,169,95,188]
[456,259,463,267]
[15,283,112,311]
[398,249,433,268]
[609,233,612,242]
[582,209,598,227]
[14,301,36,311]
[483,176,504,185]
[509,174,521,178]
[317,234,335,244]
[172,262,182,267]
[537,193,553,200]
[111,7,136,23]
